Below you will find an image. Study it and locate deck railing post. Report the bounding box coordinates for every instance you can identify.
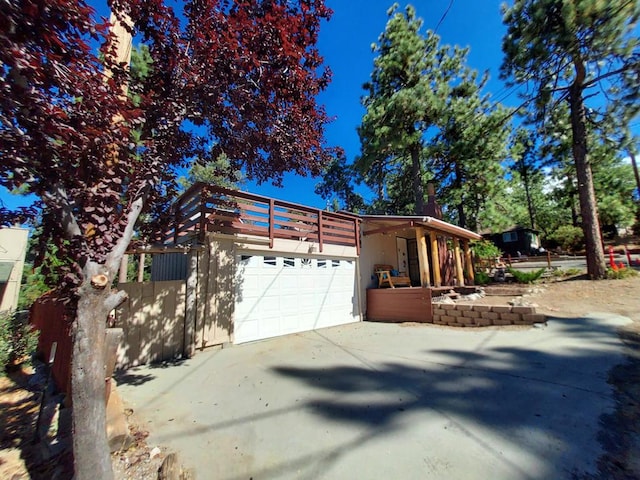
[268,199,274,248]
[198,188,207,243]
[318,209,324,252]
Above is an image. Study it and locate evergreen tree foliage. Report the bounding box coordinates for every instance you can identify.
[357,4,511,223]
[501,0,640,279]
[429,68,512,229]
[314,153,365,212]
[357,4,464,214]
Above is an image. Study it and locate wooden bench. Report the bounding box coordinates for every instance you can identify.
[374,264,412,288]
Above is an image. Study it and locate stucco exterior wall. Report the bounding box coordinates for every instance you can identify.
[358,233,400,317]
[0,227,29,312]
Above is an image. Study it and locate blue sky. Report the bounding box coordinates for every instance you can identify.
[2,1,637,213]
[252,0,512,207]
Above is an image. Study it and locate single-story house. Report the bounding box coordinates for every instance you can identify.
[485,227,541,257]
[148,184,481,349]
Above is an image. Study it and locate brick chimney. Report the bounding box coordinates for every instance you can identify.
[424,182,443,219]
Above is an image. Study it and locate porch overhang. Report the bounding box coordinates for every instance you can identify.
[361,215,481,240]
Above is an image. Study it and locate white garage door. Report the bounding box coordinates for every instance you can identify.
[234,254,359,343]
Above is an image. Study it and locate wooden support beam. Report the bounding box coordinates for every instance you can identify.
[415,227,431,287]
[429,231,441,287]
[454,238,465,286]
[463,239,474,285]
[137,253,145,282]
[318,209,324,252]
[268,198,274,249]
[118,254,128,284]
[183,248,198,358]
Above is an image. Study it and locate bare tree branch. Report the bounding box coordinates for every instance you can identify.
[104,290,128,313]
[583,62,638,89]
[105,194,145,275]
[44,184,82,239]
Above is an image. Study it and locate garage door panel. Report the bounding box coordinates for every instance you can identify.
[234,254,359,344]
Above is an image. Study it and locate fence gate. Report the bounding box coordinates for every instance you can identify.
[115,281,186,369]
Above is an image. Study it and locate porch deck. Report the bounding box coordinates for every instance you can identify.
[366,287,433,323]
[366,286,480,323]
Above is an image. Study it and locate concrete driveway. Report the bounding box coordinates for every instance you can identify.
[117,313,630,480]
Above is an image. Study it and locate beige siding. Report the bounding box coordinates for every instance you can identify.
[114,281,186,369]
[194,237,234,348]
[0,227,29,312]
[358,234,398,316]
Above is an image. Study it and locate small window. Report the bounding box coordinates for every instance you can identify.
[332,259,340,268]
[263,256,277,266]
[301,258,312,268]
[502,231,518,243]
[283,257,295,268]
[240,254,253,262]
[317,259,327,268]
[344,260,354,269]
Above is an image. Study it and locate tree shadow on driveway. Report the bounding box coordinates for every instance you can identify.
[271,315,631,479]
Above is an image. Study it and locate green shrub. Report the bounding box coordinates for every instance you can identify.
[474,270,491,285]
[507,267,546,284]
[471,239,502,261]
[548,225,585,252]
[551,267,584,278]
[0,311,39,375]
[606,266,639,280]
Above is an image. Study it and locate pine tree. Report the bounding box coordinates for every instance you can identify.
[429,68,512,229]
[357,4,464,214]
[501,0,640,278]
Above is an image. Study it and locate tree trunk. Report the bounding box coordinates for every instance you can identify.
[410,144,425,215]
[454,162,467,228]
[72,265,114,480]
[568,85,607,279]
[629,151,640,201]
[520,161,535,229]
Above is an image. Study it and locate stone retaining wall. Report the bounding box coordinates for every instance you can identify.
[432,303,546,327]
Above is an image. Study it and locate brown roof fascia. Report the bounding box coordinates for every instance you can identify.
[361,215,481,240]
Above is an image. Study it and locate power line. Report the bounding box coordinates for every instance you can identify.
[434,0,455,33]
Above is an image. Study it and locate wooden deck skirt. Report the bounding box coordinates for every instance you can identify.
[366,287,433,323]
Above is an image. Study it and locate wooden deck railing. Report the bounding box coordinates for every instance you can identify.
[168,184,361,253]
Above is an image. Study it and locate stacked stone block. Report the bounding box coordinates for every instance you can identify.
[432,304,546,327]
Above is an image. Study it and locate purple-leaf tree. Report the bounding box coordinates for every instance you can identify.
[0,1,335,477]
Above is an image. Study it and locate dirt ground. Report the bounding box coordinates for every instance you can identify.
[1,275,638,479]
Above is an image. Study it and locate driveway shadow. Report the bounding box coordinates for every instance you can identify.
[271,314,632,479]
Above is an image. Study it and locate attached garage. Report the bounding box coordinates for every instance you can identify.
[148,185,363,351]
[234,253,360,344]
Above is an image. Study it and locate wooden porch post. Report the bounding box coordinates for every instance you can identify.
[453,238,464,286]
[118,254,128,283]
[429,231,441,287]
[463,239,474,285]
[415,227,431,287]
[137,253,145,282]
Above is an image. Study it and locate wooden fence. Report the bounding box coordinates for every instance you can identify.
[113,281,186,369]
[30,293,74,396]
[30,280,187,394]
